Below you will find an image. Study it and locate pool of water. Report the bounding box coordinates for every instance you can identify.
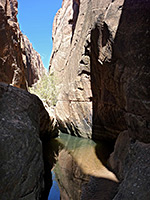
[47,133,118,200]
[48,172,60,200]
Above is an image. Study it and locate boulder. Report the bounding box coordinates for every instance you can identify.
[109,131,150,200]
[0,82,55,200]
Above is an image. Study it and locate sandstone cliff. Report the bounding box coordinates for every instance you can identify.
[49,0,93,138]
[21,34,46,87]
[0,0,46,89]
[50,0,150,141]
[50,0,150,199]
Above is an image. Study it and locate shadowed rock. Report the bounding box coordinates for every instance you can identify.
[50,0,150,199]
[50,0,150,142]
[0,83,57,200]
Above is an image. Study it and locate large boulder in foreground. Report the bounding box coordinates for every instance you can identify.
[0,83,55,200]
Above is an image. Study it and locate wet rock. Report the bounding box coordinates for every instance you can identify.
[0,82,55,200]
[0,0,45,89]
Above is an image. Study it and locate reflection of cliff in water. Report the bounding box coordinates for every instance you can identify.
[48,133,119,200]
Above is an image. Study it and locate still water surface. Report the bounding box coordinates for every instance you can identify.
[48,133,118,200]
[48,172,60,200]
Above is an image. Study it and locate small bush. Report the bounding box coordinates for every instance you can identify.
[29,73,58,106]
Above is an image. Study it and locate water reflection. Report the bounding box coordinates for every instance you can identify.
[48,172,60,200]
[48,133,118,200]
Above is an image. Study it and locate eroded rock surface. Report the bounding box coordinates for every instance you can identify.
[109,132,150,200]
[21,35,46,87]
[0,0,45,89]
[50,0,92,138]
[0,82,54,200]
[50,0,150,199]
[50,0,150,142]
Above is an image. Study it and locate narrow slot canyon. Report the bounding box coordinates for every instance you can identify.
[0,0,150,200]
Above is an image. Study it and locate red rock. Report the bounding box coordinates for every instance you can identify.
[0,0,46,89]
[50,0,150,199]
[50,0,150,143]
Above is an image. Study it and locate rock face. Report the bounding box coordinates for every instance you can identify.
[50,0,150,199]
[0,82,53,200]
[21,35,46,87]
[50,0,92,138]
[109,131,150,200]
[50,0,150,141]
[0,0,45,89]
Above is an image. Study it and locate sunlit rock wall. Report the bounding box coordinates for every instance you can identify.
[50,0,93,138]
[21,35,46,87]
[50,0,150,141]
[0,0,46,89]
[50,0,124,139]
[50,0,150,198]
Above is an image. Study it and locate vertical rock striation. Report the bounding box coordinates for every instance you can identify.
[50,0,93,138]
[50,0,124,139]
[0,0,46,89]
[50,0,150,141]
[21,35,46,87]
[50,0,150,199]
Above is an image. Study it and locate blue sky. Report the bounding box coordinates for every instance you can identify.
[17,0,62,70]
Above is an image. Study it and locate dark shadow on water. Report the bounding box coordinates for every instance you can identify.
[94,139,115,166]
[40,138,64,200]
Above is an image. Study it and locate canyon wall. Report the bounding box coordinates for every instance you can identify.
[0,0,46,89]
[50,0,150,141]
[49,0,92,138]
[49,0,125,139]
[50,0,150,199]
